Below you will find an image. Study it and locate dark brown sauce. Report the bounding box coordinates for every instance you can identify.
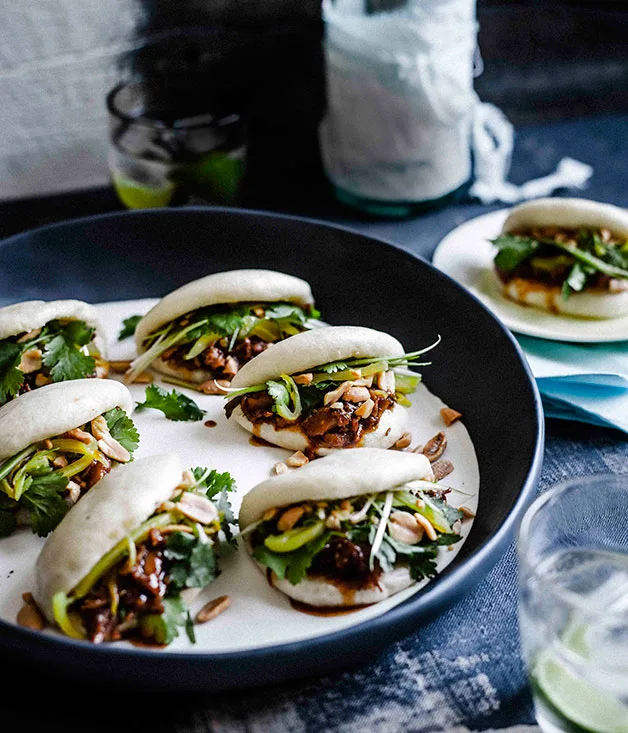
[249,434,276,448]
[204,419,217,428]
[289,598,371,616]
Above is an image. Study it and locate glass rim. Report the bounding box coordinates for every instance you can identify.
[518,473,628,621]
[106,77,242,131]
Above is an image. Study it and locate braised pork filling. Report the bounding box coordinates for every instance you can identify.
[0,408,138,538]
[493,226,628,299]
[127,301,321,385]
[225,343,441,450]
[0,319,107,407]
[235,377,396,450]
[52,467,236,645]
[248,486,464,591]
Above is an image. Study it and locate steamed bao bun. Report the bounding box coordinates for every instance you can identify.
[34,454,183,623]
[498,198,628,319]
[228,326,409,455]
[134,269,315,384]
[239,449,435,607]
[0,378,134,463]
[0,299,106,355]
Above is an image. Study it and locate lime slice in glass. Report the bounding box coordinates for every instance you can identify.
[112,174,176,209]
[533,649,628,733]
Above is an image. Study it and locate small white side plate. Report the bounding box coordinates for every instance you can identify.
[432,209,628,343]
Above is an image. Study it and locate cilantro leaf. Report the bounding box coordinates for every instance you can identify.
[42,334,95,382]
[20,473,69,536]
[0,341,25,404]
[0,510,17,538]
[103,407,139,454]
[407,551,439,581]
[61,320,95,346]
[136,384,205,422]
[118,315,143,340]
[267,380,290,411]
[191,467,236,498]
[492,235,540,272]
[298,383,331,415]
[253,531,331,585]
[317,360,350,375]
[435,532,463,546]
[139,596,187,645]
[165,531,218,592]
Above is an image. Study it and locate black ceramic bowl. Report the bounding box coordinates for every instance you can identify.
[0,208,543,691]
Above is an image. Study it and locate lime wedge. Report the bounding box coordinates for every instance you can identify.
[112,174,176,209]
[533,651,628,733]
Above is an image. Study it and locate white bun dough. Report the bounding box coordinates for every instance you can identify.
[0,299,106,356]
[0,379,134,462]
[34,454,182,622]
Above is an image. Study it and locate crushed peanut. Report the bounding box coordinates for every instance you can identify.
[273,462,289,475]
[293,373,313,386]
[17,599,45,630]
[286,451,309,468]
[440,407,462,426]
[277,506,306,531]
[423,432,447,462]
[432,459,454,481]
[355,398,375,419]
[196,595,231,624]
[392,432,412,451]
[414,513,437,541]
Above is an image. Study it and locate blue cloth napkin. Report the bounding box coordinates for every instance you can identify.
[516,336,628,434]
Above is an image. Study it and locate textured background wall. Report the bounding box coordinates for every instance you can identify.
[0,1,140,200]
[0,1,626,203]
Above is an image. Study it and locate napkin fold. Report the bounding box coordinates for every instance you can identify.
[516,336,628,434]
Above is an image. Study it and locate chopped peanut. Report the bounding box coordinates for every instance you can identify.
[440,407,462,426]
[196,595,231,623]
[286,451,309,468]
[277,506,306,531]
[293,373,313,386]
[414,513,437,541]
[392,432,412,450]
[459,505,476,519]
[344,386,370,403]
[355,398,375,419]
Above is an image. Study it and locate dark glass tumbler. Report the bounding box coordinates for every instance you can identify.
[107,77,246,208]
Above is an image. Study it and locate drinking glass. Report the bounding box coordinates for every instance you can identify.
[107,76,246,209]
[518,475,628,733]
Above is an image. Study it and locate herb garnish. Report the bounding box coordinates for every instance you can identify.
[492,231,628,299]
[118,315,143,340]
[0,319,98,405]
[136,384,205,422]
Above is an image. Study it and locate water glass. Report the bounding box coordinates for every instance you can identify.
[107,77,246,208]
[518,475,628,733]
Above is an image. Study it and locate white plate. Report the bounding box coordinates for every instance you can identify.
[0,298,479,653]
[432,209,628,343]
